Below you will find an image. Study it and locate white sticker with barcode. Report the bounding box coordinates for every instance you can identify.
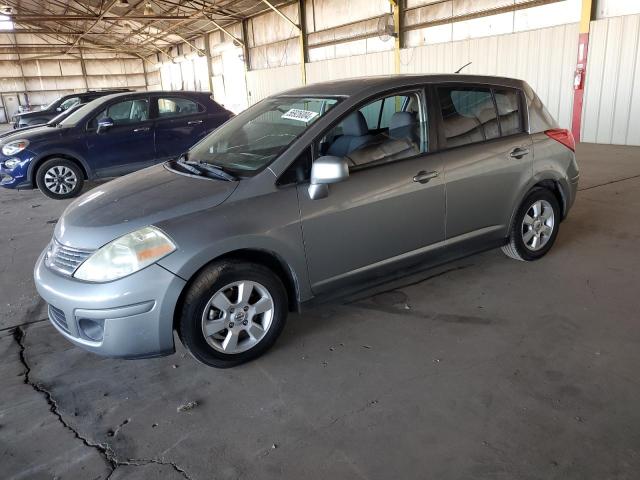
[281,108,319,123]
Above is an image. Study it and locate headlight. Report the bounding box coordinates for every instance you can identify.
[3,158,20,169]
[74,226,176,282]
[2,139,29,156]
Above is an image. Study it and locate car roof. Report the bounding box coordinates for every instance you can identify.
[86,90,214,108]
[276,74,527,98]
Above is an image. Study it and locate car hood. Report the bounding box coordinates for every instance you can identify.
[0,125,60,145]
[55,164,239,250]
[0,124,42,139]
[14,109,49,119]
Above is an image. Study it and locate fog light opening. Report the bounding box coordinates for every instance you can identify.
[78,318,105,342]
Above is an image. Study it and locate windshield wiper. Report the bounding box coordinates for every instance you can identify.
[176,156,237,181]
[193,161,237,181]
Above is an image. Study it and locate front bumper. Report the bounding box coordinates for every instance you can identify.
[0,151,35,189]
[34,250,186,358]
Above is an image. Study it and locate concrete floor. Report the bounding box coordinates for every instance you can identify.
[1,143,640,480]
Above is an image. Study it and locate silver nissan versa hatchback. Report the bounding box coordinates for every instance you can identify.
[34,75,579,368]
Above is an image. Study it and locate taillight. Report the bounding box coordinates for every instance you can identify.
[545,128,575,152]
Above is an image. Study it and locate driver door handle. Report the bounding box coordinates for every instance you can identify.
[187,120,203,125]
[134,127,150,132]
[509,147,530,159]
[413,170,439,184]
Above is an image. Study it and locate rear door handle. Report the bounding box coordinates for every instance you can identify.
[134,127,150,132]
[413,170,439,184]
[509,147,530,159]
[187,120,203,125]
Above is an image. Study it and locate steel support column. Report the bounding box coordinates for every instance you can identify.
[79,49,89,91]
[571,0,595,141]
[260,0,306,84]
[242,19,252,71]
[390,0,401,74]
[298,0,308,84]
[204,33,215,93]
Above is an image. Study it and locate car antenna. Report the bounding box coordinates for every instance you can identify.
[455,61,472,74]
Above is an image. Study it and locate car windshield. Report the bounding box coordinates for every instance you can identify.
[47,103,83,125]
[188,96,340,173]
[59,97,80,110]
[41,99,59,111]
[58,102,100,126]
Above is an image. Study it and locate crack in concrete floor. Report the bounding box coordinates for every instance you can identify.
[13,325,194,480]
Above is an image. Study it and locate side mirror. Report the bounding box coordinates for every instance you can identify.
[308,155,349,200]
[96,117,114,134]
[56,107,62,112]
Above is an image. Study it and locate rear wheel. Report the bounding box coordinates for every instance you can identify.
[36,158,84,200]
[178,261,288,368]
[502,188,560,261]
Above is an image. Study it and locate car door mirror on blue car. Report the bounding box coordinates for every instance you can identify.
[308,155,349,200]
[97,117,114,134]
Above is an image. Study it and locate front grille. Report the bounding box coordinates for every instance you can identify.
[48,305,69,333]
[45,239,93,276]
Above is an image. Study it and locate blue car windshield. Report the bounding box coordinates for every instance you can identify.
[58,102,101,127]
[188,96,340,173]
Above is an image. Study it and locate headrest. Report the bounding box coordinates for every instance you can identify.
[389,112,417,140]
[342,111,369,137]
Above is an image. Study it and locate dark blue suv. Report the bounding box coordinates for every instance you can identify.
[0,91,233,199]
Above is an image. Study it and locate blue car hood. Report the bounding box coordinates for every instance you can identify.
[0,124,43,140]
[0,125,59,144]
[55,163,238,250]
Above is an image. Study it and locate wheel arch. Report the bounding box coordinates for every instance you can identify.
[29,152,91,186]
[172,248,301,331]
[533,178,567,219]
[509,174,569,233]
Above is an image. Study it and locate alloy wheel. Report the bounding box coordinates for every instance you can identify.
[201,280,275,354]
[521,199,555,251]
[43,165,78,195]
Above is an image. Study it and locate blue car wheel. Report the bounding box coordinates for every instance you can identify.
[35,158,84,200]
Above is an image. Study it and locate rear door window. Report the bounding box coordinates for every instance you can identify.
[157,97,202,118]
[437,86,500,148]
[494,88,523,136]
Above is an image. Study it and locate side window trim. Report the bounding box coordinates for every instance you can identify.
[491,87,526,138]
[154,96,205,120]
[434,82,529,152]
[376,98,385,130]
[490,88,503,137]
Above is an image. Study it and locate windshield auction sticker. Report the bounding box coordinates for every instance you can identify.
[281,109,319,123]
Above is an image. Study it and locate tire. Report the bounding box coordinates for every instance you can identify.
[502,187,561,261]
[35,158,84,200]
[178,261,288,368]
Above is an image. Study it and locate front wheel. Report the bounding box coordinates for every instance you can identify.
[502,188,561,261]
[178,261,288,368]
[35,158,84,200]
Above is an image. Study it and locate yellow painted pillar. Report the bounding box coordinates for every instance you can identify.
[390,0,401,74]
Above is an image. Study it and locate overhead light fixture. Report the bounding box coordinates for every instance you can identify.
[143,2,154,16]
[115,0,130,6]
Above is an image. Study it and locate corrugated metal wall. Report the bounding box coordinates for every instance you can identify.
[582,14,640,146]
[244,23,578,129]
[0,53,148,109]
[245,64,303,105]
[241,10,640,146]
[400,23,579,129]
[307,50,395,82]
